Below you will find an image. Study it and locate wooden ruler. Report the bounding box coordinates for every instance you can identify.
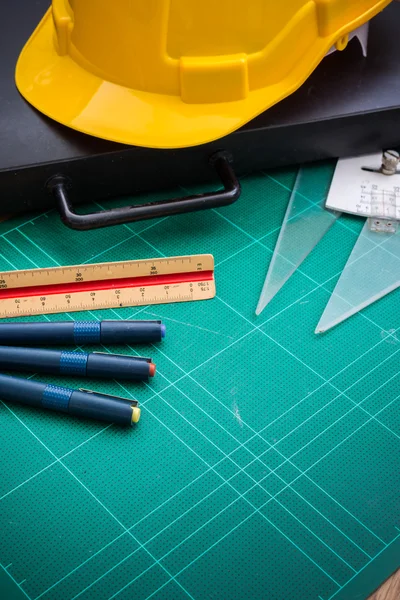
[0,255,215,318]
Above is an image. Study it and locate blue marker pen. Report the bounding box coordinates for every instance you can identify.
[0,320,166,346]
[0,374,140,426]
[0,346,156,381]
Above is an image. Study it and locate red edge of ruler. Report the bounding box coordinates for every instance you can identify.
[0,271,214,301]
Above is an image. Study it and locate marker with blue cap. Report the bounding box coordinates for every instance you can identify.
[0,320,166,346]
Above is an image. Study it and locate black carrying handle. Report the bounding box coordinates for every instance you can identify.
[47,151,241,231]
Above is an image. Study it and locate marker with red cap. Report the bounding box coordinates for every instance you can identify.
[0,346,156,382]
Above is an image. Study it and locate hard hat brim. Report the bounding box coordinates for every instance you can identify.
[16,4,391,149]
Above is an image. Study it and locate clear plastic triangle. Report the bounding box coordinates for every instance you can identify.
[316,221,400,333]
[256,170,340,316]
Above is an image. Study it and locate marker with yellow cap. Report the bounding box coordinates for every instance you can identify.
[0,374,141,427]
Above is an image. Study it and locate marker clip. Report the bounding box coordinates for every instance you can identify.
[93,352,152,363]
[79,388,139,407]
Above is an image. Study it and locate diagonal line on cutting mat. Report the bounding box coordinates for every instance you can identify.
[141,392,400,600]
[0,251,18,270]
[7,231,59,267]
[1,402,195,600]
[82,216,170,265]
[262,325,400,442]
[215,237,260,268]
[0,210,54,242]
[258,366,399,452]
[0,425,112,502]
[265,171,324,206]
[0,249,47,278]
[217,294,400,443]
[93,201,172,260]
[327,533,400,600]
[0,563,30,600]
[264,171,358,239]
[143,312,233,338]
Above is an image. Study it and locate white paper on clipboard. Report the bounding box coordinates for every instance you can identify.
[326,154,400,220]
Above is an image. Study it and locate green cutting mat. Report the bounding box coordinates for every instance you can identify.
[0,161,399,600]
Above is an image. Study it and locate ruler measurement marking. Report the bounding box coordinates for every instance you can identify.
[0,255,213,289]
[0,255,214,318]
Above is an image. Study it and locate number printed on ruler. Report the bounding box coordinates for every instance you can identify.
[2,280,215,318]
[0,255,214,290]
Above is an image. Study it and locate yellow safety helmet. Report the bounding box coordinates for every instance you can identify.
[16,0,392,149]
